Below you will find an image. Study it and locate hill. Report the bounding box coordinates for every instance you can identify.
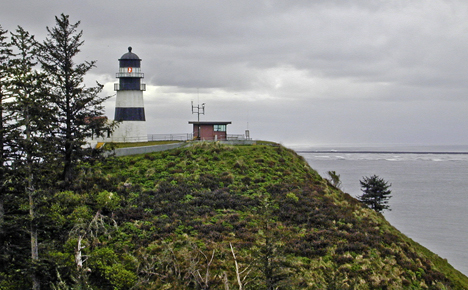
[2,142,467,289]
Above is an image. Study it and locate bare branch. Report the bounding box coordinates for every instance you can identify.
[230,242,243,290]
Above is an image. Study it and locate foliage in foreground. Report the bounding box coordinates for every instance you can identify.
[1,143,467,289]
[1,15,111,290]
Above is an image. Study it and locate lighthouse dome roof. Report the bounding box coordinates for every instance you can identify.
[120,47,140,60]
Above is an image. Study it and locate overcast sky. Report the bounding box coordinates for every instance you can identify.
[2,0,468,147]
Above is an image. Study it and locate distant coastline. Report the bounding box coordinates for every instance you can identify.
[290,144,468,154]
[296,150,468,154]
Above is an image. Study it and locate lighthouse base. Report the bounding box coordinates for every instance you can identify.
[111,121,148,143]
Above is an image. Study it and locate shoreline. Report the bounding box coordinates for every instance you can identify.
[296,150,468,154]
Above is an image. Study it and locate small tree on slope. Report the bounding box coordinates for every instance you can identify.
[327,170,342,189]
[358,175,392,213]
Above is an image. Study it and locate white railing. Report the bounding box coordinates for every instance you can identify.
[147,133,194,141]
[115,72,144,78]
[146,133,249,141]
[227,134,247,140]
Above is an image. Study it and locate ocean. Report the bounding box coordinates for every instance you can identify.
[294,145,468,276]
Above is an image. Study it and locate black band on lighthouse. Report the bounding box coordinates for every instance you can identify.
[119,78,141,90]
[115,108,146,121]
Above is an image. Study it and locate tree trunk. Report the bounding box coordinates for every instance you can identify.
[0,93,4,225]
[63,140,73,183]
[0,195,4,226]
[62,78,73,183]
[26,108,40,290]
[29,181,40,290]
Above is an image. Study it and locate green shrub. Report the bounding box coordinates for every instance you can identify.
[96,190,122,211]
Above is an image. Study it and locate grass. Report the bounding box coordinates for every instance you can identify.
[255,140,280,146]
[49,142,468,289]
[102,140,183,149]
[409,237,468,289]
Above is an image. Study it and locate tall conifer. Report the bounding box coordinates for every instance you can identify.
[0,25,13,225]
[39,14,112,184]
[9,26,53,290]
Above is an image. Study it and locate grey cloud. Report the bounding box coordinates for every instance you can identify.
[3,0,468,145]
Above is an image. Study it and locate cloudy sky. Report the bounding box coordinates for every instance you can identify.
[2,0,468,147]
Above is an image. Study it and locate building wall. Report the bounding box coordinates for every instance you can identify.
[193,124,227,140]
[214,131,227,140]
[112,120,148,142]
[113,89,147,142]
[115,90,145,107]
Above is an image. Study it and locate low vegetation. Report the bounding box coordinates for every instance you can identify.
[102,140,183,150]
[1,142,467,289]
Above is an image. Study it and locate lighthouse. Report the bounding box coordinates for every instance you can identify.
[112,47,148,142]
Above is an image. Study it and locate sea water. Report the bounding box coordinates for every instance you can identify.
[295,146,468,276]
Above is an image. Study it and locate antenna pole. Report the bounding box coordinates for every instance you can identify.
[191,101,205,140]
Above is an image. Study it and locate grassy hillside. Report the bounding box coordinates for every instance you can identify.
[102,140,182,149]
[5,142,466,289]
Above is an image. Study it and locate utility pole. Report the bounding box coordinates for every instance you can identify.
[191,101,205,140]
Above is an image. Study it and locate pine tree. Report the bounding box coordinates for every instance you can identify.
[0,25,14,225]
[38,14,112,184]
[256,194,293,289]
[327,170,342,189]
[9,26,54,290]
[0,25,33,290]
[358,175,392,213]
[0,16,112,288]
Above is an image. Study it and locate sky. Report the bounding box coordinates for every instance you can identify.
[2,0,468,147]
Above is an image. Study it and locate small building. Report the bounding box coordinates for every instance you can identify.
[189,121,232,141]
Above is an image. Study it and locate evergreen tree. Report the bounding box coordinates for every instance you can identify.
[0,25,13,225]
[0,24,21,288]
[38,14,112,184]
[9,26,54,290]
[358,175,392,213]
[256,194,293,289]
[327,170,342,189]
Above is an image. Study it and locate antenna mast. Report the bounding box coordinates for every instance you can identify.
[191,101,205,140]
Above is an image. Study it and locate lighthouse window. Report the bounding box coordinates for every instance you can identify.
[119,67,141,73]
[120,59,140,68]
[214,125,226,132]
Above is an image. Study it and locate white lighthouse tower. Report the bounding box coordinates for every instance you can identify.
[112,47,148,142]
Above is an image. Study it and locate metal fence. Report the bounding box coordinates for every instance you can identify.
[147,133,250,141]
[147,133,194,141]
[226,134,247,140]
